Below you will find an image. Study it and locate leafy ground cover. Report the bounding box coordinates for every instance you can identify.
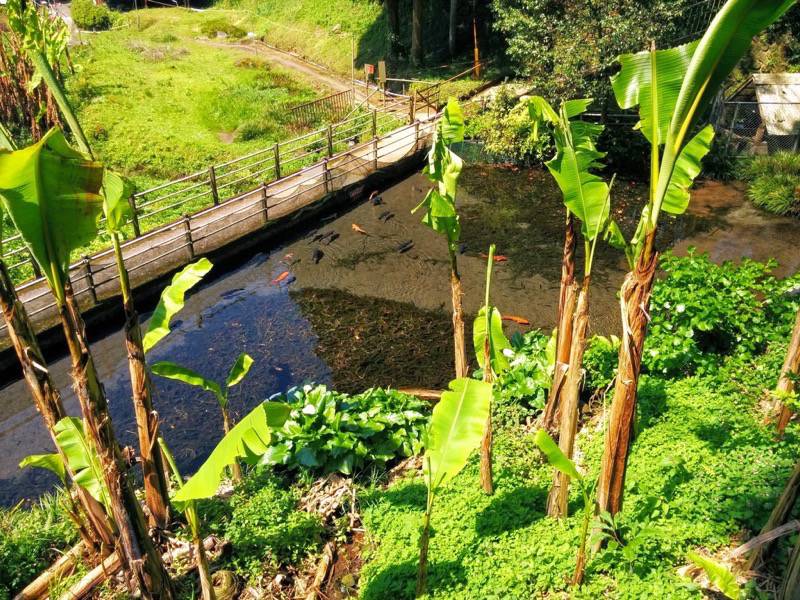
[737,153,800,217]
[3,253,800,598]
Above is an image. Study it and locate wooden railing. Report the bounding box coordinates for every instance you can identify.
[291,89,354,126]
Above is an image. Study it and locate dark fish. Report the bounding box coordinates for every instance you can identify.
[321,213,338,222]
[310,233,326,243]
[312,248,324,264]
[397,240,414,253]
[458,242,467,255]
[378,210,391,220]
[220,287,245,299]
[285,274,296,285]
[370,191,383,205]
[323,232,340,245]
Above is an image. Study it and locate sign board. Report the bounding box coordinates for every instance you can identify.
[364,64,375,80]
[378,61,387,87]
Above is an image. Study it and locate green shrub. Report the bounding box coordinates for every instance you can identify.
[583,334,620,394]
[224,475,323,579]
[71,0,113,31]
[0,493,77,597]
[645,250,800,377]
[490,330,553,427]
[747,173,800,216]
[262,386,429,476]
[737,152,800,216]
[200,17,246,39]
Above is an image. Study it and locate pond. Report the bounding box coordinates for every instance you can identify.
[1,163,799,506]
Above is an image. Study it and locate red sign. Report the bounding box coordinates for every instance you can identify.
[365,64,375,75]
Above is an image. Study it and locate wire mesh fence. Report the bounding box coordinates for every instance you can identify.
[715,101,800,156]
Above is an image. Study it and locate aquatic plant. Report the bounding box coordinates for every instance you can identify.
[412,97,469,379]
[596,0,796,516]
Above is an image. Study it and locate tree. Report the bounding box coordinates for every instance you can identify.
[596,0,797,516]
[385,0,402,60]
[449,0,458,56]
[412,0,424,65]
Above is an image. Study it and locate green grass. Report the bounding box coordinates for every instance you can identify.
[67,8,322,191]
[737,152,800,217]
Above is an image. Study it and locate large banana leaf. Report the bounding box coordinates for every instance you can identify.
[173,401,290,507]
[414,188,460,245]
[424,377,492,492]
[53,417,111,510]
[102,170,133,234]
[19,453,66,483]
[150,361,224,405]
[473,306,511,374]
[662,125,715,215]
[0,128,103,293]
[143,258,213,353]
[534,429,582,482]
[439,98,465,145]
[226,353,254,389]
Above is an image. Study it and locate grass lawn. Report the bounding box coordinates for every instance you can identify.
[67,8,325,191]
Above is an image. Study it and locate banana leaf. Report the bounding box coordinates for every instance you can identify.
[0,128,103,295]
[424,377,492,492]
[662,125,714,215]
[687,551,740,599]
[19,453,66,483]
[173,401,290,507]
[143,258,213,353]
[102,170,133,234]
[534,429,582,482]
[53,417,111,510]
[226,353,254,389]
[439,98,465,145]
[473,306,511,374]
[150,361,224,405]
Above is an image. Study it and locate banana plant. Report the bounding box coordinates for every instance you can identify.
[172,400,291,505]
[151,353,255,481]
[417,377,492,597]
[687,551,741,599]
[0,130,175,597]
[597,0,797,517]
[158,439,216,600]
[412,97,469,379]
[472,244,511,495]
[528,96,615,518]
[535,429,594,587]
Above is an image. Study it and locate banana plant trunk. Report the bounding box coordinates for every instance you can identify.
[194,536,216,600]
[772,308,800,435]
[221,406,243,482]
[597,242,657,516]
[746,459,800,570]
[779,533,800,600]
[547,277,590,518]
[416,495,433,598]
[0,261,115,553]
[480,338,494,494]
[60,282,174,598]
[542,214,577,433]
[449,251,468,379]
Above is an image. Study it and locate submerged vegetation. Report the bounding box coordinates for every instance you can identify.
[2,0,800,598]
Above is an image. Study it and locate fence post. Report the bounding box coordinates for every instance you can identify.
[414,119,420,152]
[83,255,98,304]
[409,94,416,124]
[327,125,334,157]
[183,215,195,260]
[274,143,281,180]
[260,185,269,225]
[727,102,741,154]
[208,166,220,206]
[373,136,379,171]
[28,251,43,279]
[372,109,378,138]
[323,159,330,193]
[128,194,142,237]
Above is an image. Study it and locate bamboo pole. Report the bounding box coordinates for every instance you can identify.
[13,542,85,600]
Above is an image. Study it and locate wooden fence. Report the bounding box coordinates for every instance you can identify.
[0,118,436,344]
[291,89,354,126]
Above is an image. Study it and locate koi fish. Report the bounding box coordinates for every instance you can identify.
[369,191,383,205]
[271,271,291,285]
[351,223,369,235]
[312,248,324,264]
[397,240,414,253]
[502,315,530,326]
[480,253,509,262]
[323,232,340,245]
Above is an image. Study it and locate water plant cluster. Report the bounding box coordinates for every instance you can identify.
[1,0,800,598]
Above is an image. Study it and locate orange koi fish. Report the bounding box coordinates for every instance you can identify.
[502,315,530,326]
[271,271,290,285]
[351,223,369,235]
[480,253,509,262]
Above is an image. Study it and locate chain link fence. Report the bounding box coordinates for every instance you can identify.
[715,101,800,156]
